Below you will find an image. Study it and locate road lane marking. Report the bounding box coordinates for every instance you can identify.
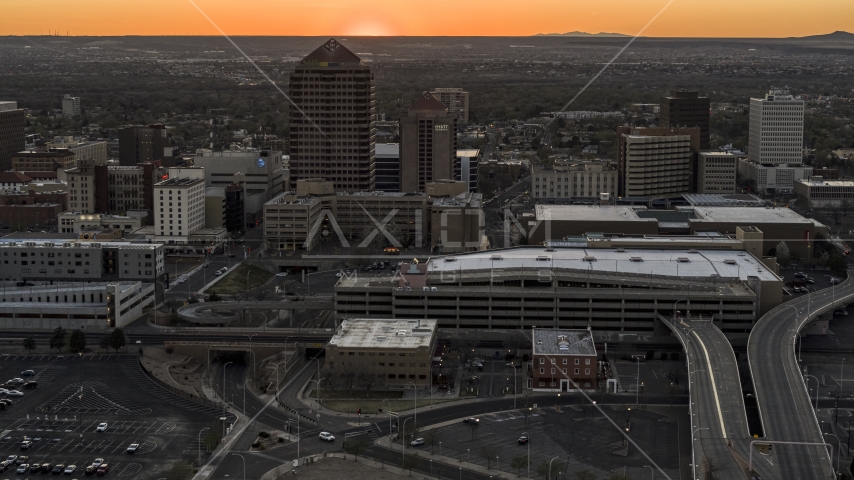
[691,330,727,438]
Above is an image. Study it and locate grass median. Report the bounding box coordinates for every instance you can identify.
[205,263,273,295]
[319,396,460,414]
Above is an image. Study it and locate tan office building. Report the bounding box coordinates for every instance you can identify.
[326,318,437,387]
[430,88,469,122]
[794,178,854,208]
[532,163,617,200]
[12,151,76,171]
[697,152,737,194]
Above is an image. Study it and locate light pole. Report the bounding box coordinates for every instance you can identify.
[310,378,325,422]
[824,433,842,476]
[409,382,417,429]
[643,465,653,480]
[244,334,258,381]
[513,364,517,410]
[197,427,210,467]
[222,361,233,411]
[841,358,846,397]
[402,417,412,469]
[548,456,559,480]
[522,431,530,479]
[231,453,246,480]
[805,374,821,411]
[631,355,643,406]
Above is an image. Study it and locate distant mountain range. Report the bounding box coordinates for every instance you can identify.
[796,31,854,41]
[534,31,629,37]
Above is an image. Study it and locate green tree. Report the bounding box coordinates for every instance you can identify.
[206,290,221,302]
[536,461,557,478]
[510,456,528,476]
[99,334,110,352]
[479,445,499,469]
[22,337,36,353]
[69,329,86,353]
[49,327,67,351]
[401,453,421,476]
[109,328,126,353]
[574,471,597,480]
[342,437,370,461]
[423,428,441,455]
[775,241,791,267]
[827,252,848,278]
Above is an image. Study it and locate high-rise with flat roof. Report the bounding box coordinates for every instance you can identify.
[697,152,737,194]
[62,94,80,117]
[616,126,700,198]
[119,125,168,167]
[660,91,710,150]
[748,88,804,166]
[399,92,457,193]
[375,143,400,192]
[154,177,206,239]
[429,88,469,123]
[0,102,25,172]
[288,38,376,192]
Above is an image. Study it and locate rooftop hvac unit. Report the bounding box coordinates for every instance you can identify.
[583,256,596,262]
[536,256,551,261]
[630,257,643,262]
[491,255,503,260]
[678,258,690,263]
[724,259,737,265]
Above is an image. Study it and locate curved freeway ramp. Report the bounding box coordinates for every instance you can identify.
[747,277,853,480]
[177,298,333,324]
[664,315,755,480]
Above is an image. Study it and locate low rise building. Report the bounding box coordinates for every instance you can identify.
[0,239,164,283]
[57,212,145,234]
[532,163,617,201]
[697,152,737,194]
[738,159,813,195]
[335,247,783,336]
[0,281,153,329]
[794,178,854,208]
[326,318,437,387]
[0,172,33,193]
[11,150,76,171]
[0,204,61,230]
[531,329,597,392]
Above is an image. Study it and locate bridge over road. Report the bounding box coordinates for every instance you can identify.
[177,298,333,324]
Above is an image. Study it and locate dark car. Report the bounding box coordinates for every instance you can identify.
[52,463,65,474]
[20,370,35,377]
[96,464,110,476]
[30,463,41,472]
[518,436,529,444]
[463,417,480,425]
[23,381,36,389]
[85,464,97,475]
[40,463,53,473]
[0,461,10,472]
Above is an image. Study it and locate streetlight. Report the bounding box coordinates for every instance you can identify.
[841,358,846,397]
[219,416,228,440]
[631,355,643,406]
[409,382,417,429]
[548,456,559,480]
[643,465,653,480]
[231,453,246,480]
[805,374,821,411]
[310,378,325,422]
[692,427,709,445]
[244,334,258,381]
[522,431,530,479]
[513,363,517,410]
[222,361,233,411]
[824,433,842,476]
[402,417,412,469]
[197,427,210,467]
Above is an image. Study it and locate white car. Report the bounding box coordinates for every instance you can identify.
[335,272,343,277]
[6,378,23,385]
[92,458,104,467]
[276,272,288,277]
[96,423,108,432]
[410,438,425,447]
[126,443,139,453]
[64,464,76,474]
[6,390,23,397]
[319,432,335,442]
[16,464,28,474]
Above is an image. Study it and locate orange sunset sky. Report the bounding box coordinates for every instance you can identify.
[1,0,853,37]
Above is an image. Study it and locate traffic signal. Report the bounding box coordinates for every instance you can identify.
[357,408,361,416]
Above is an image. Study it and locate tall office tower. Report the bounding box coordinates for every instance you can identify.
[748,88,804,166]
[62,94,80,117]
[118,124,168,166]
[0,101,25,172]
[288,38,376,192]
[430,88,470,123]
[659,91,710,150]
[616,126,700,198]
[399,92,458,193]
[617,127,700,198]
[374,143,400,192]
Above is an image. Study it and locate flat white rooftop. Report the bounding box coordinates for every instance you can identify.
[330,318,437,350]
[428,247,780,282]
[535,205,651,222]
[796,179,854,187]
[689,206,822,225]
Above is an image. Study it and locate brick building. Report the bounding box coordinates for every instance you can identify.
[530,328,597,392]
